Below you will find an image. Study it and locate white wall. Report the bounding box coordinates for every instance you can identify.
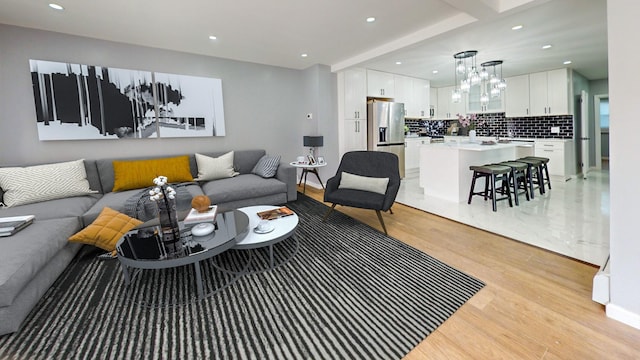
[607,0,640,329]
[0,24,337,168]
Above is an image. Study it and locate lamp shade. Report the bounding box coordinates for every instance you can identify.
[303,136,323,147]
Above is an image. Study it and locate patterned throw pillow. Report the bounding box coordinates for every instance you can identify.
[0,159,95,207]
[251,155,281,178]
[68,207,143,252]
[194,151,239,181]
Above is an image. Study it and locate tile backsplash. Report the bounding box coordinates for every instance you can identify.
[405,113,573,139]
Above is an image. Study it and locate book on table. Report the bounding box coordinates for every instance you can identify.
[257,206,294,220]
[0,215,35,237]
[183,205,218,225]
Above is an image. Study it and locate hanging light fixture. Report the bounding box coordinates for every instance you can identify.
[480,60,507,100]
[452,50,477,101]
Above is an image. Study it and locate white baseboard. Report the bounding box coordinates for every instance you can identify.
[606,304,640,330]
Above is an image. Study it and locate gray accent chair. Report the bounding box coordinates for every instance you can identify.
[322,151,400,235]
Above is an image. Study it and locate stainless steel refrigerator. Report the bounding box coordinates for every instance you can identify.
[367,100,405,178]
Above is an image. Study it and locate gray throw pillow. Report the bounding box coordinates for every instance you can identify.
[251,155,281,178]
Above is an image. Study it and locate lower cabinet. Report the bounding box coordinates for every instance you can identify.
[405,138,428,171]
[534,140,574,180]
[344,119,367,152]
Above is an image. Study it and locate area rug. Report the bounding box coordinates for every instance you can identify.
[0,194,484,360]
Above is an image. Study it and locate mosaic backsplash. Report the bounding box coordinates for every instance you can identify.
[405,113,574,139]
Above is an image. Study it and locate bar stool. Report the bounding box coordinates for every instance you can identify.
[523,156,551,191]
[499,161,530,206]
[516,157,545,197]
[468,164,513,212]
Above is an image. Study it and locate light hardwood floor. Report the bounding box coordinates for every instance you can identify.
[300,186,640,359]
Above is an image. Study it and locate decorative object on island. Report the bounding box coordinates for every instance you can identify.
[451,51,506,105]
[457,113,484,142]
[149,176,182,258]
[303,135,323,160]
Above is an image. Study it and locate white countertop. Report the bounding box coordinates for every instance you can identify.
[424,141,533,151]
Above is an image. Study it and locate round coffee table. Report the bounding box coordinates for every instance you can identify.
[235,205,299,268]
[116,210,250,304]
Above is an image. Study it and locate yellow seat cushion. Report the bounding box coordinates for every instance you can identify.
[112,155,193,192]
[69,207,143,252]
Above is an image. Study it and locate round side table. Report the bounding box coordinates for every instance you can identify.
[289,161,327,194]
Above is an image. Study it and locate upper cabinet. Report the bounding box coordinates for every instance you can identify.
[395,75,431,118]
[505,74,530,117]
[528,69,571,116]
[467,85,504,114]
[505,68,571,117]
[344,68,367,120]
[367,70,395,97]
[437,86,466,119]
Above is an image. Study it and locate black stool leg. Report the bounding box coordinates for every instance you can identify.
[490,173,497,212]
[468,171,478,204]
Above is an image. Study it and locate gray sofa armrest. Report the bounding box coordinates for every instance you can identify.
[276,162,297,202]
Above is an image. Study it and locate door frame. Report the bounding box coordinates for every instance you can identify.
[593,94,608,170]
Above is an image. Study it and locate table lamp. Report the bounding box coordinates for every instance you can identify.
[303,136,323,159]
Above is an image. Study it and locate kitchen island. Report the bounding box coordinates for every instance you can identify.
[419,140,534,203]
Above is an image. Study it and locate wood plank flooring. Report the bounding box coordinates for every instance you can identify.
[300,186,640,359]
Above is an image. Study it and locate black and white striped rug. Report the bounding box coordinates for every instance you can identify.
[0,194,484,359]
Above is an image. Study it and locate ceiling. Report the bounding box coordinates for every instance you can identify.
[0,0,607,87]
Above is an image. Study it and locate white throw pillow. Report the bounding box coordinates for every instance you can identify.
[0,159,95,207]
[194,152,239,181]
[338,172,390,195]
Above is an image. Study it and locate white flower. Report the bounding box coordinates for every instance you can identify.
[153,176,168,186]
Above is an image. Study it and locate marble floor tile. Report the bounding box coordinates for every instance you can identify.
[395,169,610,265]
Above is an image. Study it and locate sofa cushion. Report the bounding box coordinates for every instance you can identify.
[197,150,265,175]
[251,154,281,178]
[200,174,287,205]
[69,207,143,252]
[0,159,96,207]
[0,194,101,221]
[82,183,204,225]
[112,156,193,192]
[194,152,239,181]
[0,217,81,307]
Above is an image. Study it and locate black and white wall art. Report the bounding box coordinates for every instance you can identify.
[29,59,225,140]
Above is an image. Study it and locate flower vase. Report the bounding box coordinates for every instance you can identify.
[468,129,477,143]
[157,198,182,258]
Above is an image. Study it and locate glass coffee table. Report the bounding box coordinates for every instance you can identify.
[116,210,249,305]
[235,205,299,268]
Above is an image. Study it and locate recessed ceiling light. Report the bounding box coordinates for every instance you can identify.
[542,44,552,49]
[301,53,308,58]
[208,35,217,40]
[48,3,64,10]
[432,70,439,74]
[512,25,523,30]
[395,61,402,65]
[366,17,376,23]
[563,60,572,65]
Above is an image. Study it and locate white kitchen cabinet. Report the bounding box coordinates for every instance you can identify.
[344,68,367,120]
[467,84,504,114]
[437,86,466,119]
[534,139,574,180]
[394,75,413,116]
[505,74,531,117]
[412,78,430,118]
[405,137,428,171]
[529,69,571,116]
[429,87,438,118]
[344,119,367,152]
[367,70,394,97]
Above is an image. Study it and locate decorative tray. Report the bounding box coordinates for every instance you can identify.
[481,141,497,145]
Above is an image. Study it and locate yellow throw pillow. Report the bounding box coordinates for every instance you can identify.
[112,155,193,191]
[69,207,143,252]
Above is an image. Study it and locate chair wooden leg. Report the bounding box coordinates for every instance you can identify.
[388,207,394,215]
[322,204,337,222]
[375,210,388,235]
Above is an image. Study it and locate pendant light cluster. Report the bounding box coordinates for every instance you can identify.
[451,50,506,104]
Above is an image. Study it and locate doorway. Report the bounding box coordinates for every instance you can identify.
[594,95,609,170]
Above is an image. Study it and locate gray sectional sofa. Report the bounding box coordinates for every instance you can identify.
[0,149,296,335]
